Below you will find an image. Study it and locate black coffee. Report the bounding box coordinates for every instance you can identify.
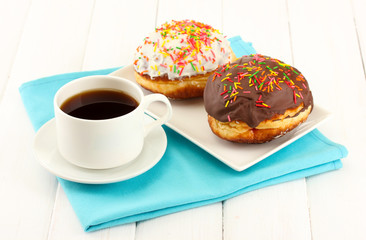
[60,88,138,120]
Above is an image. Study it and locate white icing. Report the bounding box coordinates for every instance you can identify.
[133,20,232,80]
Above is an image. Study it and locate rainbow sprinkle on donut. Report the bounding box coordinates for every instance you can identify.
[134,20,232,79]
[204,54,313,127]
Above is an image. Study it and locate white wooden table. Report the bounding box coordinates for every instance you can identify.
[1,0,365,239]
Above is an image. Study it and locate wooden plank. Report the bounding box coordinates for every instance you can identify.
[351,0,366,77]
[156,0,222,31]
[82,0,158,70]
[224,179,311,240]
[223,0,293,63]
[136,203,222,240]
[222,1,312,239]
[0,0,31,101]
[9,0,95,83]
[287,0,366,239]
[0,0,95,239]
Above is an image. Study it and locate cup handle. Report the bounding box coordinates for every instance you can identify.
[142,94,172,137]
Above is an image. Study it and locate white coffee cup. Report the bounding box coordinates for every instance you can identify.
[54,75,172,169]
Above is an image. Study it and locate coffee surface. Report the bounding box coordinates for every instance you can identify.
[60,89,138,120]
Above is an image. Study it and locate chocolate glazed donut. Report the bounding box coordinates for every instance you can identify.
[203,54,313,143]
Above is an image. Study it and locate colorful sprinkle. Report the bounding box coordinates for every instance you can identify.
[134,19,231,79]
[211,54,308,111]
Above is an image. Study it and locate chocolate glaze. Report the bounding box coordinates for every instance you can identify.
[203,54,313,128]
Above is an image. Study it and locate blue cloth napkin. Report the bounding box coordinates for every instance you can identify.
[19,37,347,232]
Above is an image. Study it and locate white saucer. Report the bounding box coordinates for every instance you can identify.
[32,115,167,184]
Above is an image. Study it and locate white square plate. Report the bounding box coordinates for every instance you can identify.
[111,65,332,171]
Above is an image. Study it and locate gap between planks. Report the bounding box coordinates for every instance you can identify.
[0,0,32,103]
[350,0,366,80]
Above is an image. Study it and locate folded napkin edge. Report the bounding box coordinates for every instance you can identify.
[310,129,348,159]
[81,159,342,232]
